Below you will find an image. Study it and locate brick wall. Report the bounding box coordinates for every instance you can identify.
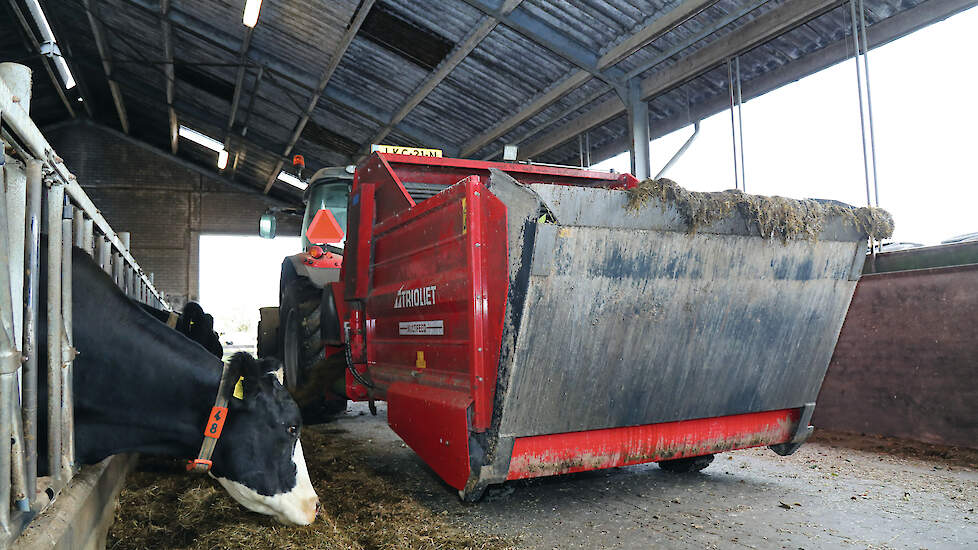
[49,123,300,308]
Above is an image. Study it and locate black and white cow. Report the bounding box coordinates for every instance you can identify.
[37,244,319,525]
[136,301,224,358]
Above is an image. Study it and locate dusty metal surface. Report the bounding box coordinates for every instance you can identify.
[498,223,860,436]
[815,263,978,449]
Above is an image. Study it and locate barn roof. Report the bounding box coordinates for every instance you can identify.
[1,0,972,203]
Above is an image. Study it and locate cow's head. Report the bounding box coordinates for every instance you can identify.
[208,352,319,525]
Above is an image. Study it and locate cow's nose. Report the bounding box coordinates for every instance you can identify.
[305,497,320,524]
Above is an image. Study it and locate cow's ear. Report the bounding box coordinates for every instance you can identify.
[228,351,264,380]
[257,358,285,385]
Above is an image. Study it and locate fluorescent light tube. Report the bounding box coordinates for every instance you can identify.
[178,125,223,152]
[277,171,307,190]
[243,0,263,27]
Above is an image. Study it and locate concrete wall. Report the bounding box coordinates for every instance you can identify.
[814,264,978,449]
[48,123,299,308]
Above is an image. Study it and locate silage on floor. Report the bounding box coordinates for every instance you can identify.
[107,428,517,550]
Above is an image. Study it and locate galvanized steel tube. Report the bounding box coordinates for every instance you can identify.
[5,158,26,352]
[850,0,872,207]
[727,59,740,191]
[82,217,94,256]
[21,159,41,503]
[0,154,29,519]
[119,232,131,297]
[117,254,125,290]
[0,370,11,532]
[61,212,75,474]
[8,380,28,512]
[0,144,12,533]
[735,56,745,192]
[72,207,84,250]
[45,182,64,488]
[96,236,110,275]
[3,157,30,511]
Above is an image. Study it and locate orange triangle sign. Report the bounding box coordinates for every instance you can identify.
[305,209,344,244]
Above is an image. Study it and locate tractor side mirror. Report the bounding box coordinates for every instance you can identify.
[259,212,277,239]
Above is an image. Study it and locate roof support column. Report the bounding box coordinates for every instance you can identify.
[624,80,650,181]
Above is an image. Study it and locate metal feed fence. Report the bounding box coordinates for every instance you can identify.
[0,63,169,546]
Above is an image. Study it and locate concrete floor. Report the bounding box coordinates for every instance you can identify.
[324,403,978,550]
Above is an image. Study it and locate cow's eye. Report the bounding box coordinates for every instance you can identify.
[288,426,298,436]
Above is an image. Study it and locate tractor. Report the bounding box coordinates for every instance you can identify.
[257,157,351,422]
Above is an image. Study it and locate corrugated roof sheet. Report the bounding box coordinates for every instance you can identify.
[0,0,966,202]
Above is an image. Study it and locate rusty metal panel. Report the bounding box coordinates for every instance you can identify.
[496,221,860,437]
[814,264,978,448]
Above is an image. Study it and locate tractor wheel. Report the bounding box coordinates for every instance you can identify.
[280,277,323,391]
[257,307,279,359]
[290,352,348,424]
[279,277,346,424]
[657,454,715,473]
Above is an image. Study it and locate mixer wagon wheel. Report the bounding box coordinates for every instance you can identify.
[657,454,715,473]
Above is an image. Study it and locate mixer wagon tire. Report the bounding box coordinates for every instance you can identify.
[280,278,346,424]
[657,454,715,473]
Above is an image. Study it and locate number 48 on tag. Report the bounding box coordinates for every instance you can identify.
[205,406,229,439]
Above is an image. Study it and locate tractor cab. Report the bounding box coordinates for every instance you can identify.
[299,166,353,252]
[259,159,353,254]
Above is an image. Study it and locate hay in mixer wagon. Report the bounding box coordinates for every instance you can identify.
[625,178,894,242]
[107,427,517,550]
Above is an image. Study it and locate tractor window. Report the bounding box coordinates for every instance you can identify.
[302,181,349,250]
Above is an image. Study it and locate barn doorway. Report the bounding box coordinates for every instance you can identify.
[198,234,301,355]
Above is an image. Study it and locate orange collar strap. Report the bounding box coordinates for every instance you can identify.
[187,363,234,473]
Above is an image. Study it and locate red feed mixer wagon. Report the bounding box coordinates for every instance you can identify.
[263,152,873,500]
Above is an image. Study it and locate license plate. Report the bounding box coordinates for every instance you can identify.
[371,144,443,157]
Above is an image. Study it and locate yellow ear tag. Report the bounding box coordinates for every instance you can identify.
[232,376,245,400]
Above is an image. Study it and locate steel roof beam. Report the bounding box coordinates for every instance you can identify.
[480,87,613,160]
[322,87,457,156]
[121,0,441,167]
[69,120,297,205]
[366,0,524,148]
[111,69,296,163]
[160,0,177,153]
[621,0,769,81]
[459,0,727,158]
[597,0,719,70]
[460,71,590,157]
[105,64,352,182]
[223,27,254,151]
[5,0,76,118]
[239,66,263,139]
[82,0,129,134]
[263,0,375,193]
[582,0,978,168]
[457,0,625,86]
[520,0,843,160]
